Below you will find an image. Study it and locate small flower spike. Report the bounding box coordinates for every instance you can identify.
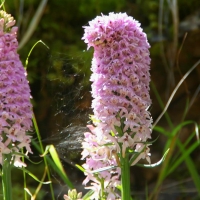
[0,11,33,167]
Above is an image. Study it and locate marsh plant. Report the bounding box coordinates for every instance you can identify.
[80,12,152,200]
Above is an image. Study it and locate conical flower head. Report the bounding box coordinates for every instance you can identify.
[83,12,152,151]
[0,10,33,167]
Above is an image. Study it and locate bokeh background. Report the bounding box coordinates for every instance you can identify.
[3,0,200,199]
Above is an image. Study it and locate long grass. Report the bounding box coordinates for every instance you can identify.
[149,59,200,199]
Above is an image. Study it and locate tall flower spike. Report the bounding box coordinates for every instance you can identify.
[0,11,33,167]
[82,13,152,199]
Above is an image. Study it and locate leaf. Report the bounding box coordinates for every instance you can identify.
[82,190,94,200]
[17,168,51,184]
[114,125,123,136]
[90,165,117,173]
[75,164,85,172]
[136,148,170,168]
[47,144,74,189]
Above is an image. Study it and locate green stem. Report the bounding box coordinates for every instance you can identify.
[100,179,106,200]
[121,154,130,200]
[0,0,6,11]
[2,154,13,200]
[32,114,55,200]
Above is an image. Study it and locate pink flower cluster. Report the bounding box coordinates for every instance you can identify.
[82,13,152,199]
[0,11,32,167]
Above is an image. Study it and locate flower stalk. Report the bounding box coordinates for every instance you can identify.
[81,12,152,199]
[2,154,12,200]
[121,154,130,200]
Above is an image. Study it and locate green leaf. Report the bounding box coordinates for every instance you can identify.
[75,164,85,173]
[47,144,74,189]
[17,168,51,184]
[114,125,123,136]
[153,126,169,136]
[82,190,94,200]
[175,140,200,195]
[136,148,170,168]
